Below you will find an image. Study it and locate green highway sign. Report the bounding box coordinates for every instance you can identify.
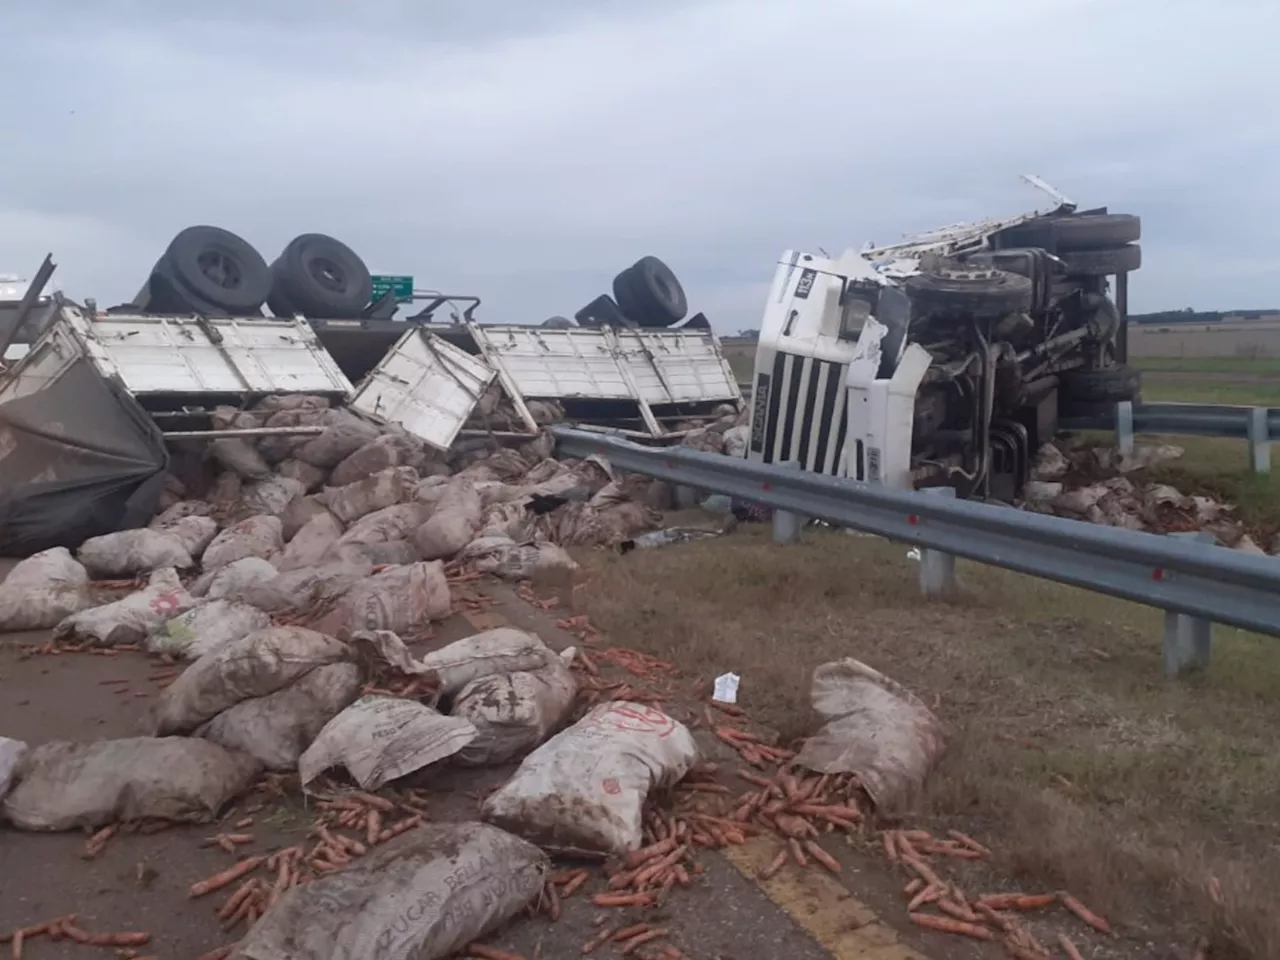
[370,274,414,304]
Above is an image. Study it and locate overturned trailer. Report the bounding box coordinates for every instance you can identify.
[0,299,742,555]
[748,176,1142,501]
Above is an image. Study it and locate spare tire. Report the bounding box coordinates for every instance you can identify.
[612,256,688,327]
[574,294,632,329]
[1060,244,1141,276]
[905,265,1033,318]
[161,226,271,314]
[270,233,373,319]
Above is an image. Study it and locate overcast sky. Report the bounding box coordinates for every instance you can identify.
[2,0,1276,330]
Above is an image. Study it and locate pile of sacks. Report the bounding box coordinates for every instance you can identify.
[0,394,676,638]
[1023,441,1278,554]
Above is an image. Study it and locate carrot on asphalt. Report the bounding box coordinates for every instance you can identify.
[624,837,676,869]
[760,849,788,880]
[580,926,617,954]
[561,870,590,898]
[907,914,993,941]
[907,885,942,912]
[1057,933,1086,960]
[620,928,669,955]
[591,892,654,907]
[804,841,841,875]
[190,856,266,897]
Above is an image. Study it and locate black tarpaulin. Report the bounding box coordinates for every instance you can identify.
[0,359,169,557]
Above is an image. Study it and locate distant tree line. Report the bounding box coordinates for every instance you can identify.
[1131,308,1280,325]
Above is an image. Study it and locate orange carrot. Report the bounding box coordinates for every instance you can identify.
[189,856,265,897]
[787,838,807,868]
[580,927,617,955]
[624,837,676,869]
[882,830,899,862]
[908,914,993,940]
[1059,892,1112,934]
[902,879,924,897]
[1057,934,1086,960]
[973,904,1012,933]
[760,850,788,880]
[804,841,840,875]
[195,947,234,960]
[907,885,942,912]
[543,882,562,921]
[946,829,991,856]
[937,899,982,924]
[561,871,589,898]
[620,928,669,955]
[611,923,650,942]
[975,892,1043,910]
[591,892,654,907]
[217,878,260,920]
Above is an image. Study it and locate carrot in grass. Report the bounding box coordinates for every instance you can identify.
[1059,892,1112,934]
[907,914,993,941]
[1057,934,1086,960]
[946,829,991,856]
[190,856,265,897]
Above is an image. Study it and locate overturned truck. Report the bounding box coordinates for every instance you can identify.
[0,279,740,555]
[749,177,1141,501]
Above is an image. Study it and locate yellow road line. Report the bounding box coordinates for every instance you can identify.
[721,837,930,960]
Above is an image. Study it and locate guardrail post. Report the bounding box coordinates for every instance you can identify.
[1116,401,1135,457]
[918,487,958,597]
[1164,531,1215,677]
[772,461,806,543]
[1246,407,1271,475]
[674,485,701,509]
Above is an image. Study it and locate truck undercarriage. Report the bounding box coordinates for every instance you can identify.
[749,178,1142,501]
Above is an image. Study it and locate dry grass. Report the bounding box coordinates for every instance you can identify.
[574,524,1280,959]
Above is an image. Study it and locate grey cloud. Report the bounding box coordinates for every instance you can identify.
[3,0,1279,328]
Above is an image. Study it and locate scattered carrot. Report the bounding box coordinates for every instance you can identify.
[760,849,788,879]
[787,837,807,868]
[217,879,260,921]
[620,928,669,955]
[561,870,590,898]
[945,829,991,856]
[85,932,151,946]
[190,856,265,897]
[804,841,841,875]
[580,926,617,954]
[907,885,942,912]
[882,830,899,862]
[902,879,924,897]
[81,823,118,859]
[1057,933,1086,960]
[978,893,1056,912]
[195,949,234,960]
[611,924,650,942]
[624,837,676,869]
[591,892,654,907]
[1059,892,1112,934]
[907,913,993,941]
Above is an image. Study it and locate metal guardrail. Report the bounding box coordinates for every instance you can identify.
[551,427,1280,673]
[735,382,1275,473]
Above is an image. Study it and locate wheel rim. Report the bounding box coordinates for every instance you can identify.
[196,247,243,291]
[308,256,347,294]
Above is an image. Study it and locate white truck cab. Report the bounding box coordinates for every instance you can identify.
[749,249,930,489]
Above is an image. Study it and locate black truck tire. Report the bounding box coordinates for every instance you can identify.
[1060,364,1142,404]
[161,226,272,314]
[612,256,688,327]
[270,233,373,319]
[1059,244,1142,276]
[998,213,1141,252]
[905,267,1034,318]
